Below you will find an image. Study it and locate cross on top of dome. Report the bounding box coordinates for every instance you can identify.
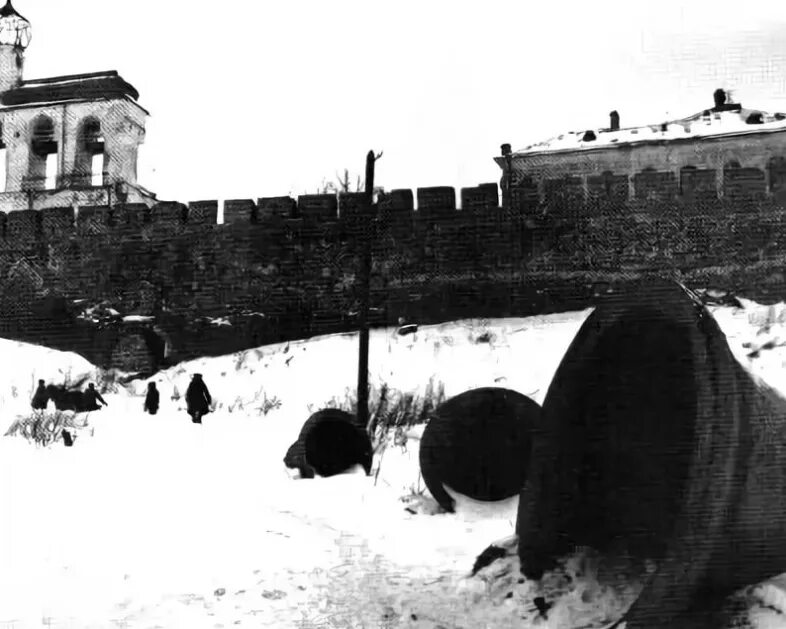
[0,0,30,49]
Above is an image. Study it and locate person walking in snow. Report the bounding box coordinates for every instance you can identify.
[31,379,49,410]
[82,383,107,412]
[185,374,211,424]
[144,382,160,415]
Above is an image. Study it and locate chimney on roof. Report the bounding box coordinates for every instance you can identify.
[500,143,511,157]
[713,88,727,110]
[610,110,620,131]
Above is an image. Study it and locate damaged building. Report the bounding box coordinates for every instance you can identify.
[497,89,786,212]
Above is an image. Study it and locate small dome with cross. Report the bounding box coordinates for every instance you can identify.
[0,1,30,49]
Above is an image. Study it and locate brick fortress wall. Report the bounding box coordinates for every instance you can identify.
[2,172,786,371]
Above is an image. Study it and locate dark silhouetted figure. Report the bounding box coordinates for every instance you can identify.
[31,379,49,410]
[186,374,211,424]
[61,429,75,447]
[82,383,107,411]
[45,385,84,412]
[144,382,160,415]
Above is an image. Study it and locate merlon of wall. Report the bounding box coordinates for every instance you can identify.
[381,189,414,212]
[338,192,368,224]
[150,201,187,225]
[187,200,218,225]
[259,196,297,220]
[297,194,337,222]
[417,187,456,215]
[461,183,499,211]
[223,199,257,225]
[7,210,40,243]
[0,184,507,244]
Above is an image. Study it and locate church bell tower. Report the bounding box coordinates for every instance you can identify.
[0,0,157,212]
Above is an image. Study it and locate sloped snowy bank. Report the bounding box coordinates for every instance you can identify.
[1,302,786,628]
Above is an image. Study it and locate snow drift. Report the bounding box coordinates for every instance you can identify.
[0,338,105,436]
[4,299,786,627]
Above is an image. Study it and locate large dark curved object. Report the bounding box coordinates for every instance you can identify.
[419,387,540,513]
[304,417,374,478]
[516,278,786,628]
[284,409,373,478]
[284,439,314,478]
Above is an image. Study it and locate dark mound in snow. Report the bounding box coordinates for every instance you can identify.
[304,416,373,478]
[516,278,786,627]
[284,408,372,478]
[419,387,540,513]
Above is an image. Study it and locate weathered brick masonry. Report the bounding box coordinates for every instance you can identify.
[2,177,786,372]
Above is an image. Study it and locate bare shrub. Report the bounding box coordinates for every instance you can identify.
[321,377,446,437]
[5,410,80,447]
[320,378,447,484]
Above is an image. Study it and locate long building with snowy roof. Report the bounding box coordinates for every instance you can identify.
[495,89,786,212]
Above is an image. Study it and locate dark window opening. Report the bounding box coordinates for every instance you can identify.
[26,116,58,191]
[679,166,717,202]
[75,117,105,187]
[633,168,676,202]
[31,117,56,157]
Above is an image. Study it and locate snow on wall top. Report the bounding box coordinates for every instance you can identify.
[513,105,786,157]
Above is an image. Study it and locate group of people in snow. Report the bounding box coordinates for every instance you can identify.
[142,374,212,423]
[32,374,213,424]
[31,380,108,412]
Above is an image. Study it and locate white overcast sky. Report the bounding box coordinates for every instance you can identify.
[17,0,786,203]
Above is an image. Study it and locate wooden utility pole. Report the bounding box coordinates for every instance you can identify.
[357,149,379,431]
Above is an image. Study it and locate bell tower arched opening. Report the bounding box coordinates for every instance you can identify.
[26,115,57,191]
[74,117,105,187]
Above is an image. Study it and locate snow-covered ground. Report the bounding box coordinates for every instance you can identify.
[1,303,786,628]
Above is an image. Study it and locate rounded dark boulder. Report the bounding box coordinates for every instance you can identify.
[419,387,540,513]
[284,408,373,478]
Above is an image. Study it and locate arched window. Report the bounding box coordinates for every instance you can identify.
[679,165,697,197]
[26,115,58,190]
[588,170,628,202]
[74,117,105,187]
[633,167,676,201]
